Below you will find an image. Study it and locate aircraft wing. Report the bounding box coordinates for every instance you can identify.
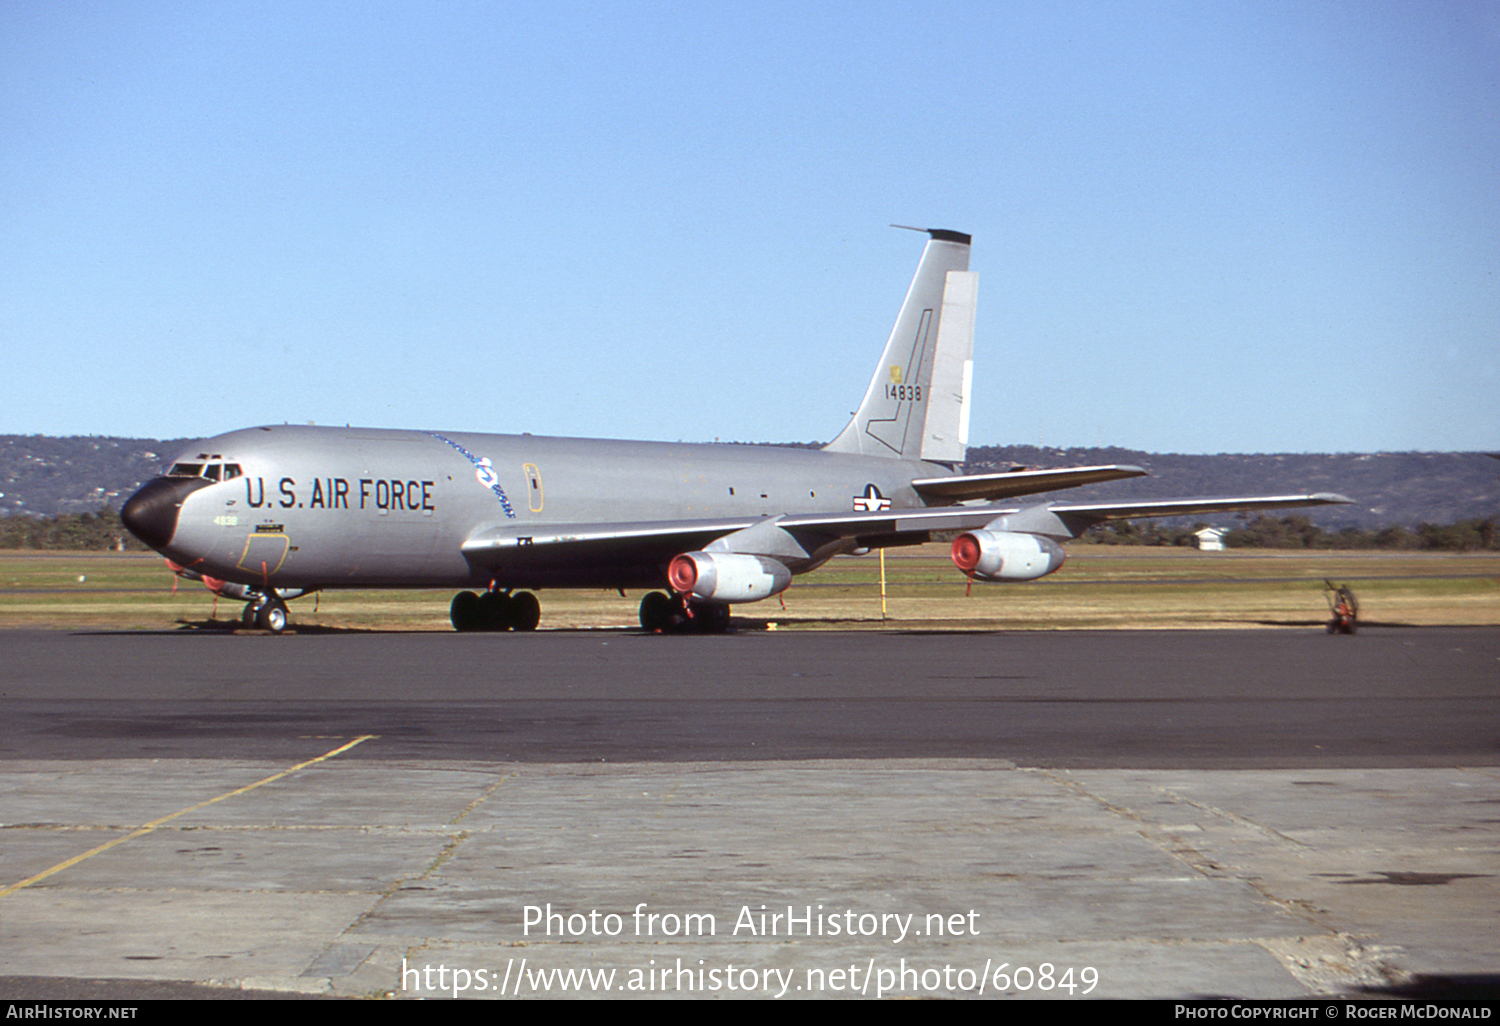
[458,504,1049,585]
[458,492,1353,587]
[460,493,1355,560]
[910,465,1147,502]
[459,505,1022,564]
[1048,493,1355,523]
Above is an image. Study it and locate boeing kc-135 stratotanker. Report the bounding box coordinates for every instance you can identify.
[121,228,1350,633]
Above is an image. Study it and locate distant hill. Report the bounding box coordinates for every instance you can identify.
[0,436,189,518]
[1,434,1495,530]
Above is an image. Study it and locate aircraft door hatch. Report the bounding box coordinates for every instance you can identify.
[237,528,290,583]
[523,463,543,512]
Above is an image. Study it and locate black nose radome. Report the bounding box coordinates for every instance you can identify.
[120,477,213,551]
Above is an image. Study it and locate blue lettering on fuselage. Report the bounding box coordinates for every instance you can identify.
[426,433,517,519]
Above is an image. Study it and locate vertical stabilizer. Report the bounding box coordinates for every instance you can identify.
[824,228,975,461]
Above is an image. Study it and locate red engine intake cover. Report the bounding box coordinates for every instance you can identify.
[950,534,983,574]
[667,553,700,593]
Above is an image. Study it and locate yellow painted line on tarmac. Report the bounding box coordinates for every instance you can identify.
[0,734,377,898]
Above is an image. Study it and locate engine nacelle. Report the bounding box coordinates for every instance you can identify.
[667,551,793,604]
[950,530,1065,582]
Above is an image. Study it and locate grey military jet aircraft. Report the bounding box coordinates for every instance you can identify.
[121,228,1349,633]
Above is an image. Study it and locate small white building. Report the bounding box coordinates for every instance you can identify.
[1194,527,1227,551]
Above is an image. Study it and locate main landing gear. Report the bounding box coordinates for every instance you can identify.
[638,591,732,634]
[450,589,542,632]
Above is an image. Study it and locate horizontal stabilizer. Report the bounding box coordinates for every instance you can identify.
[911,465,1147,503]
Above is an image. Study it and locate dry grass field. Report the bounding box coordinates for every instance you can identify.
[1,545,1495,632]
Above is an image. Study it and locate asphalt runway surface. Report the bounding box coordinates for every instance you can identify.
[1,627,1496,767]
[1,626,1497,1001]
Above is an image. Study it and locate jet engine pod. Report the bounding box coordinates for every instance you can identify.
[950,530,1065,582]
[667,551,793,604]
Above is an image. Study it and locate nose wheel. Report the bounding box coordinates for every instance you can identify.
[242,593,290,633]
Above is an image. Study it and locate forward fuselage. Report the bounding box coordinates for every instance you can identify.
[141,424,954,591]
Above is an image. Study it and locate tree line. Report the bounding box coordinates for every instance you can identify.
[0,508,146,551]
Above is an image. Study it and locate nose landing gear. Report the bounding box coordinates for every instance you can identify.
[242,592,291,633]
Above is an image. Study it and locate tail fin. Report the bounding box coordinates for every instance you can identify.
[823,228,976,462]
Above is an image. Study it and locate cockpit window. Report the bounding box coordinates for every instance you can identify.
[166,461,241,480]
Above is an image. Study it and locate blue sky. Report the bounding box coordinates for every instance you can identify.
[3,0,1496,454]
